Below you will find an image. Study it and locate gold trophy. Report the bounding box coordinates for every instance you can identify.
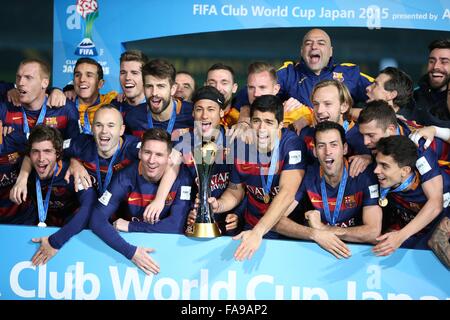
[185,140,221,238]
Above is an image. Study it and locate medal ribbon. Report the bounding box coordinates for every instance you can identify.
[147,100,177,134]
[320,165,348,225]
[36,163,58,225]
[259,136,280,201]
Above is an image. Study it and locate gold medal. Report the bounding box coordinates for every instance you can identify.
[263,194,270,204]
[378,198,388,207]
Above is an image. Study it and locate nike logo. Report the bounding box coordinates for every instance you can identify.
[12,117,23,120]
[128,197,142,201]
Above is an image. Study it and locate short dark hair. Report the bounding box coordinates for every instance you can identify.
[191,86,225,110]
[120,50,148,67]
[358,100,398,131]
[250,95,283,124]
[379,67,413,107]
[207,63,236,82]
[19,59,51,79]
[27,125,63,161]
[428,39,450,52]
[141,128,172,153]
[75,57,104,80]
[314,121,347,145]
[142,59,176,86]
[376,135,417,169]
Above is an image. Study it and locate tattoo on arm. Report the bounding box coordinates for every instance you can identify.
[429,218,450,268]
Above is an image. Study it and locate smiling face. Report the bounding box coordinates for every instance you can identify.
[74,62,103,104]
[313,129,347,179]
[120,60,145,104]
[427,48,450,90]
[193,99,224,139]
[312,85,348,125]
[374,152,408,189]
[92,108,125,158]
[30,140,58,180]
[138,139,170,182]
[301,29,333,75]
[15,62,49,109]
[144,75,176,115]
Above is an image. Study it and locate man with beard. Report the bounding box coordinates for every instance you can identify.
[208,95,306,261]
[408,39,450,127]
[234,29,373,119]
[365,67,414,117]
[358,101,450,176]
[124,59,193,141]
[205,63,240,128]
[273,121,382,259]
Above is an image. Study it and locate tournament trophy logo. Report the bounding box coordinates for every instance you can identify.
[185,141,221,238]
[74,0,99,56]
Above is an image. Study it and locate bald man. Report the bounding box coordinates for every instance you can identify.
[277,28,374,107]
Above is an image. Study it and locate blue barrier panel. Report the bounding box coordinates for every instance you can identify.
[0,225,448,300]
[53,0,450,92]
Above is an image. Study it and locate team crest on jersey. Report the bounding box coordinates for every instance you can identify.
[344,195,357,208]
[45,117,58,127]
[165,192,175,205]
[8,152,20,165]
[332,72,344,82]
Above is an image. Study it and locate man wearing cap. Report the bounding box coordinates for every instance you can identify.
[180,85,242,234]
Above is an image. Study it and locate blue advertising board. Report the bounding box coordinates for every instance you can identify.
[0,225,448,300]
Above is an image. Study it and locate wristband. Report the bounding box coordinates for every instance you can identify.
[434,126,450,141]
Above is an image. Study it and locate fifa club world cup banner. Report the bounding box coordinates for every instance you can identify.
[0,225,449,300]
[53,0,450,92]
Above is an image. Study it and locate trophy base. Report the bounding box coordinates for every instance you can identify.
[186,223,221,238]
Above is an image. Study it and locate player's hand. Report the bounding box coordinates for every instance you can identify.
[65,158,92,192]
[409,126,436,149]
[47,89,66,108]
[348,154,372,178]
[225,213,239,231]
[372,231,404,256]
[131,247,160,276]
[143,200,164,224]
[232,229,263,261]
[64,89,77,101]
[31,237,58,266]
[7,88,21,106]
[311,229,351,259]
[10,176,28,204]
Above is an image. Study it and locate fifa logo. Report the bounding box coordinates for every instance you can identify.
[74,0,99,56]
